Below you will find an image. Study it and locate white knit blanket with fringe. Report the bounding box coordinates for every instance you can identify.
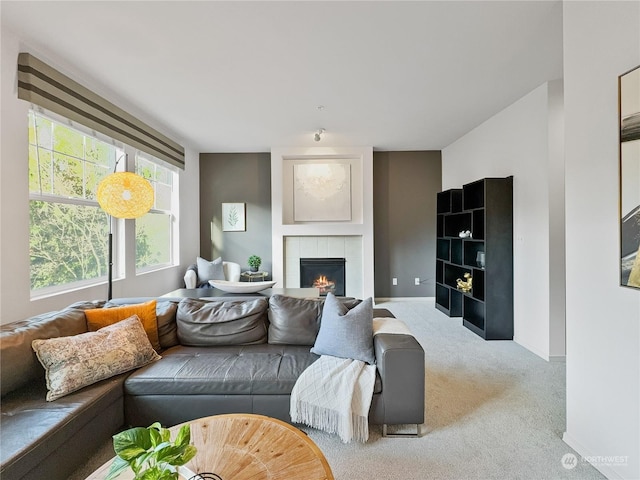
[290,355,376,443]
[373,317,412,336]
[290,317,412,443]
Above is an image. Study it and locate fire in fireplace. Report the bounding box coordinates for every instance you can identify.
[300,258,346,296]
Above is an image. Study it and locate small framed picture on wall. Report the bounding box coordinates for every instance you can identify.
[222,203,246,232]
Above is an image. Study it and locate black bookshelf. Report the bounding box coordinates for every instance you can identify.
[434,177,513,340]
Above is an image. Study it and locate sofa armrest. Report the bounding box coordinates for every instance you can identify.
[184,269,197,289]
[374,333,425,425]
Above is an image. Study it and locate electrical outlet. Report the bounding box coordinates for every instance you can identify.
[415,277,420,285]
[392,277,398,286]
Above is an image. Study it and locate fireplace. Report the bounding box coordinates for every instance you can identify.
[300,258,346,296]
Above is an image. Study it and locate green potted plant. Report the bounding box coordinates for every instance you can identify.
[105,422,197,480]
[248,255,262,272]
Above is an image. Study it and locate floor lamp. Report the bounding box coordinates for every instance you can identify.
[97,167,154,300]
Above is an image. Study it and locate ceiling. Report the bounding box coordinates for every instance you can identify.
[2,1,563,153]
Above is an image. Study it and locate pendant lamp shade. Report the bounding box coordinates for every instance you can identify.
[97,172,154,219]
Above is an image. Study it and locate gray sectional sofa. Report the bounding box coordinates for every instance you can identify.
[0,294,425,480]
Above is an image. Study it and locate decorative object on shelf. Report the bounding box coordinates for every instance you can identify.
[248,254,262,272]
[208,279,276,293]
[458,230,472,238]
[619,65,640,288]
[105,422,197,480]
[222,202,246,232]
[97,154,154,300]
[456,273,473,293]
[476,251,486,268]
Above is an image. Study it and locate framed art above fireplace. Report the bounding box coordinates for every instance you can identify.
[293,161,352,222]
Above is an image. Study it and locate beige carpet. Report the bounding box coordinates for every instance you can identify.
[70,299,605,480]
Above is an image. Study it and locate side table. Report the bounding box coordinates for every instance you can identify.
[241,270,269,282]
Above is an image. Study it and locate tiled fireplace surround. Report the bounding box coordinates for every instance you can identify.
[284,236,363,298]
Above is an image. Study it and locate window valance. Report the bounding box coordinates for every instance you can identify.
[17,52,184,169]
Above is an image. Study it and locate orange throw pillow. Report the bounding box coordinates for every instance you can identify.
[85,300,160,351]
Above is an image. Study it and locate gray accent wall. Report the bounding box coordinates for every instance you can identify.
[199,153,272,275]
[373,151,441,297]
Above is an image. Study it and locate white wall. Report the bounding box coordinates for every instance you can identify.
[442,80,565,360]
[0,27,200,324]
[562,2,640,479]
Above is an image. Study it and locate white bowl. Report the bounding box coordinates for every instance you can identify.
[208,279,276,293]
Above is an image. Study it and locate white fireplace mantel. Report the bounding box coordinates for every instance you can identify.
[271,146,374,299]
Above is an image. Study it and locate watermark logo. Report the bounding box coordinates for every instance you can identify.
[562,453,578,470]
[561,453,629,469]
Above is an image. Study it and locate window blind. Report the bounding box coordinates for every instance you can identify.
[17,52,185,170]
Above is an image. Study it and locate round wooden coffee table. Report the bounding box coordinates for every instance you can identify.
[86,414,334,480]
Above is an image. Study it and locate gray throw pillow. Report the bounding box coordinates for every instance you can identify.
[268,295,362,345]
[311,292,375,364]
[196,256,225,282]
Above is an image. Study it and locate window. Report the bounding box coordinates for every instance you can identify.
[28,109,180,296]
[135,154,177,272]
[28,110,121,293]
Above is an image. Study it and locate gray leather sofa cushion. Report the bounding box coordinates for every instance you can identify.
[124,344,382,397]
[125,344,317,395]
[267,295,324,345]
[267,295,361,345]
[156,301,179,349]
[177,298,268,346]
[0,301,103,397]
[0,374,124,480]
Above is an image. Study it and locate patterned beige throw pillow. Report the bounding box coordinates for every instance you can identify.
[32,315,161,401]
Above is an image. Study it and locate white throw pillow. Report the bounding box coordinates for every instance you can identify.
[196,256,225,282]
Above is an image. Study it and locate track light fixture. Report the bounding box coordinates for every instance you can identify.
[314,128,325,142]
